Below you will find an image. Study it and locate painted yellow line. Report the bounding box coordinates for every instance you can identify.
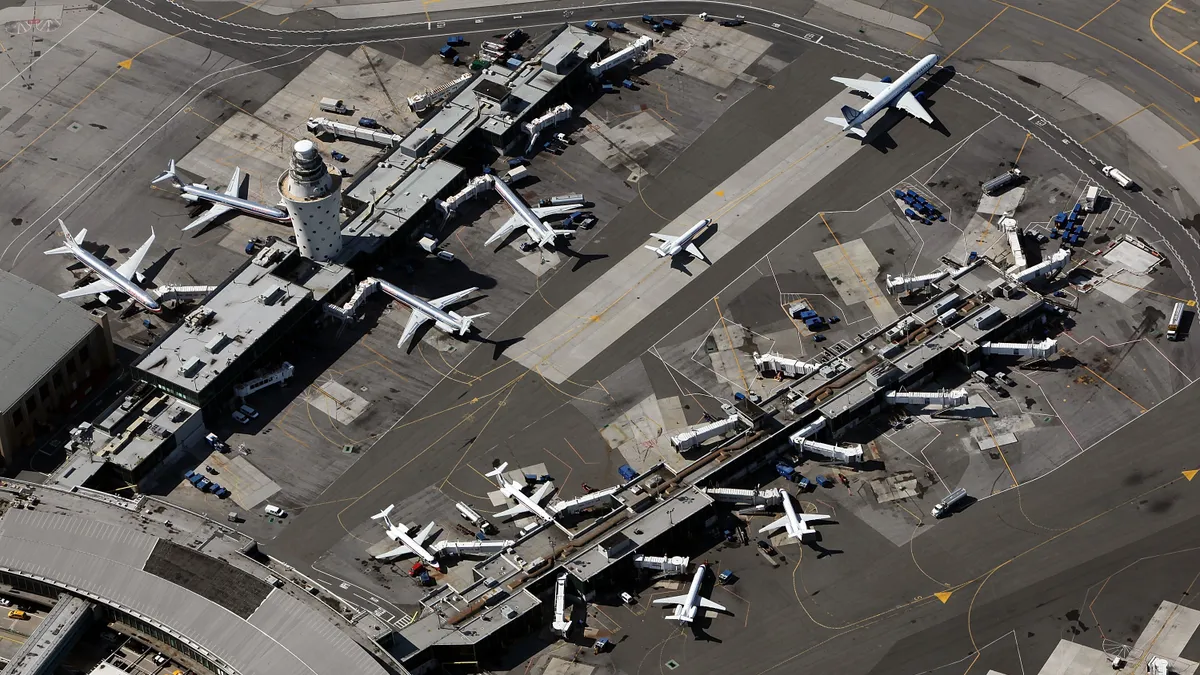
[1095,68,1108,76]
[1178,138,1200,149]
[1080,103,1150,143]
[1166,2,1186,12]
[1079,0,1123,31]
[1063,52,1078,59]
[1031,38,1044,45]
[947,6,1008,60]
[1182,40,1198,53]
[914,4,929,19]
[1014,132,1032,164]
[819,213,881,306]
[905,31,926,40]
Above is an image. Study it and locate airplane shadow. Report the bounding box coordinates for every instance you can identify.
[858,65,956,151]
[666,222,718,276]
[141,246,180,287]
[555,243,608,272]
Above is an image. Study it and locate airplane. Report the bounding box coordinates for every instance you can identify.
[371,505,443,570]
[152,160,290,233]
[485,462,556,522]
[758,490,831,542]
[645,219,712,261]
[44,220,162,313]
[374,279,487,349]
[652,564,726,625]
[486,176,573,249]
[824,54,939,138]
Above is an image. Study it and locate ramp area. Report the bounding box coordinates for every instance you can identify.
[512,83,873,383]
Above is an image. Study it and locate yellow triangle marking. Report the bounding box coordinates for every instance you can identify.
[117,59,133,70]
[934,591,952,604]
[714,190,725,197]
[1184,469,1198,481]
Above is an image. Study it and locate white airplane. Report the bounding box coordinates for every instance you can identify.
[645,219,712,261]
[371,505,443,570]
[486,176,573,249]
[374,279,487,349]
[652,564,726,625]
[153,160,290,233]
[758,491,831,542]
[485,462,556,522]
[44,220,161,313]
[824,54,939,138]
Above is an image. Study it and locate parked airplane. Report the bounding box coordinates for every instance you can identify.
[824,54,938,138]
[44,220,161,313]
[486,176,572,249]
[485,462,556,521]
[758,491,831,542]
[375,279,487,349]
[652,564,726,624]
[371,505,443,569]
[645,219,712,260]
[153,160,290,233]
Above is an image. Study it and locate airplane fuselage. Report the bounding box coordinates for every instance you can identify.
[62,240,161,313]
[656,219,711,257]
[847,54,938,129]
[375,279,472,335]
[491,175,561,246]
[503,484,555,521]
[179,184,290,222]
[676,564,709,624]
[390,525,442,569]
[781,493,807,538]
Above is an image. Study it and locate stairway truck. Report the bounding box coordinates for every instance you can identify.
[932,487,968,518]
[1101,165,1136,189]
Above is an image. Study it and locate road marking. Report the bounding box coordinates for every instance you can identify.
[905,31,924,40]
[1182,40,1198,53]
[1166,2,1186,12]
[913,4,928,19]
[1095,67,1107,76]
[1014,131,1031,164]
[946,6,1007,61]
[1031,38,1044,45]
[934,591,952,603]
[818,212,881,307]
[1080,103,1150,143]
[1184,469,1199,481]
[1063,52,1077,59]
[1179,138,1200,149]
[1078,0,1123,31]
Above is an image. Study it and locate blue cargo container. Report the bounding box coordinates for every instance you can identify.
[798,309,817,319]
[904,208,917,218]
[602,83,615,93]
[439,45,455,57]
[618,464,638,481]
[906,189,918,198]
[894,189,905,198]
[505,57,523,69]
[446,35,465,46]
[641,13,654,22]
[585,20,601,31]
[607,21,626,31]
[622,79,636,89]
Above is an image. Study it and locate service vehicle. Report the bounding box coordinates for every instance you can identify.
[1101,165,1135,189]
[932,487,968,518]
[239,404,259,419]
[319,98,349,114]
[265,505,287,517]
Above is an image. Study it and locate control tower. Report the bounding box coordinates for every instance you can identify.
[279,140,342,261]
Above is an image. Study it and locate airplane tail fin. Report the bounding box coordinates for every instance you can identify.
[486,462,509,480]
[371,504,395,521]
[152,159,181,187]
[839,104,860,122]
[44,219,78,256]
[458,313,489,335]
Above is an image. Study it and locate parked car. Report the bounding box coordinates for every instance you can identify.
[265,505,287,517]
[232,410,250,424]
[239,404,259,419]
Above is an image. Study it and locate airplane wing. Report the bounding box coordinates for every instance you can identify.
[684,244,704,260]
[698,597,726,612]
[530,205,578,218]
[115,230,155,282]
[414,522,437,545]
[758,515,788,534]
[486,218,521,246]
[428,288,476,310]
[652,594,690,606]
[893,91,933,124]
[801,514,833,524]
[648,233,676,243]
[223,167,243,197]
[375,544,413,560]
[182,203,232,232]
[530,482,554,504]
[398,309,432,348]
[831,76,890,98]
[494,503,530,519]
[59,278,118,300]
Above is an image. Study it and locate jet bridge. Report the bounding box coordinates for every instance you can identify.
[633,555,690,574]
[522,103,572,153]
[435,175,493,215]
[588,35,653,77]
[430,539,514,555]
[407,72,476,113]
[701,487,784,506]
[551,573,572,636]
[306,117,405,147]
[550,485,620,515]
[234,362,295,398]
[670,415,740,451]
[885,271,947,294]
[1012,248,1070,283]
[152,285,218,305]
[885,388,969,407]
[981,339,1057,358]
[790,437,863,464]
[1005,221,1027,270]
[754,352,819,378]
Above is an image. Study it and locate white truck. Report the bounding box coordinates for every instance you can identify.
[1082,185,1100,212]
[319,97,350,115]
[1101,165,1136,189]
[932,487,968,518]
